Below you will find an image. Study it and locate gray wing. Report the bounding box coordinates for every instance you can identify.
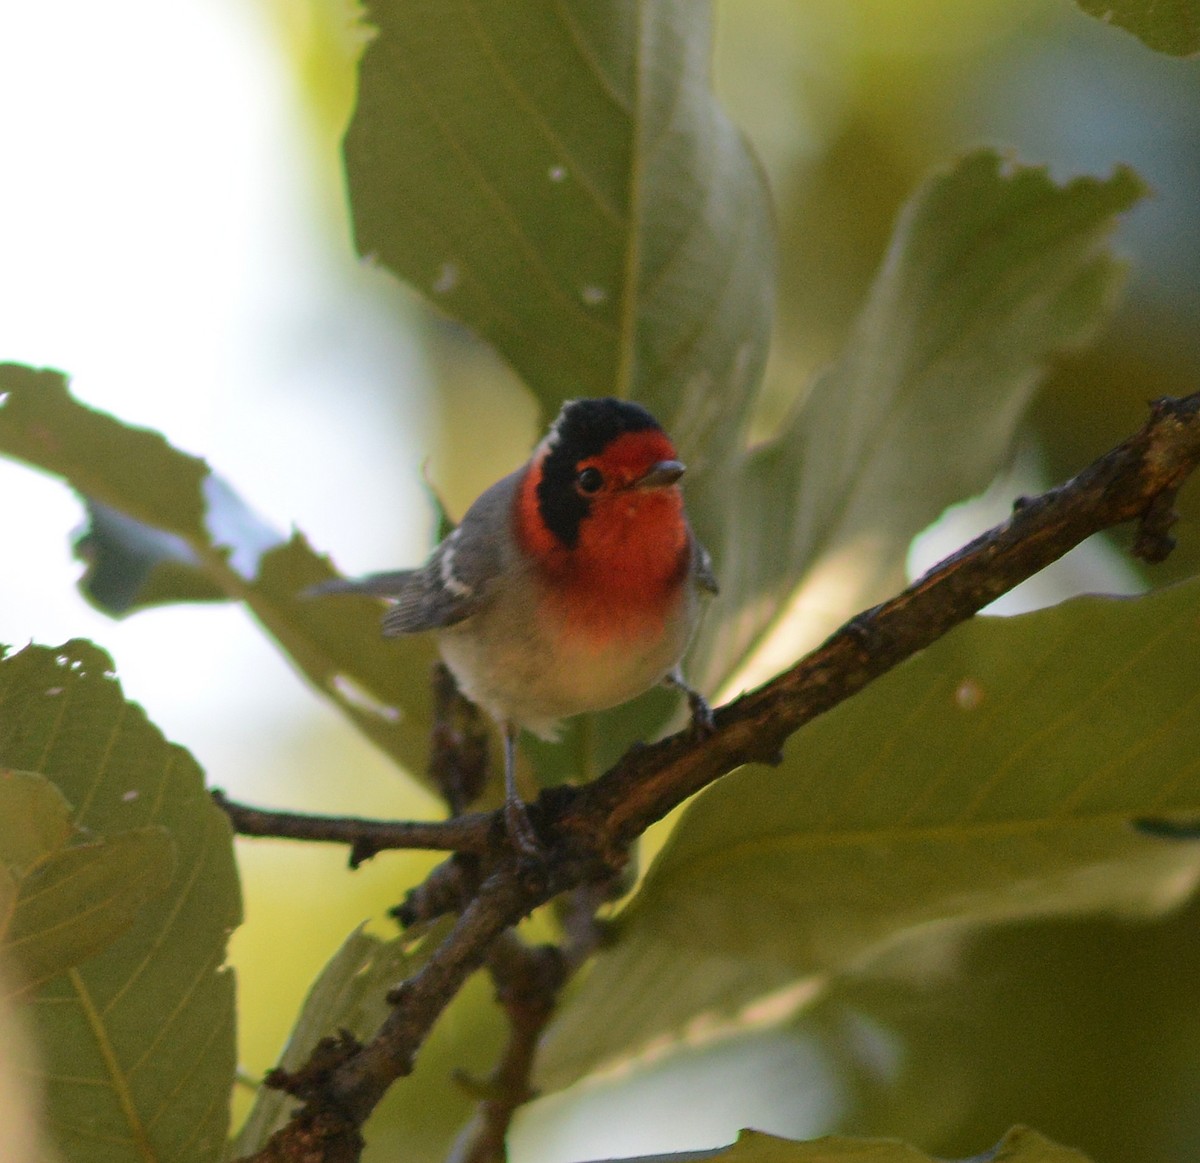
[309,469,524,636]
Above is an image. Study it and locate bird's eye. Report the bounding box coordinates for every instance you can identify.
[576,466,604,494]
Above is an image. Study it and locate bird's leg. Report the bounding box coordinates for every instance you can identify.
[663,668,715,736]
[502,721,541,856]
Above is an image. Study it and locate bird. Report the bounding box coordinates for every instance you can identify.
[311,397,717,852]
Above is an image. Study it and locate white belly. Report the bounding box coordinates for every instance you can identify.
[436,583,697,739]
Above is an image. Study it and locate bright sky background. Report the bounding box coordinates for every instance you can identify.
[0,0,433,804]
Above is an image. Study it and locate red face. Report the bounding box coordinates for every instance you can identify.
[516,427,691,642]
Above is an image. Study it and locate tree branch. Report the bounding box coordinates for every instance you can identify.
[578,392,1200,847]
[237,392,1200,1162]
[212,790,492,863]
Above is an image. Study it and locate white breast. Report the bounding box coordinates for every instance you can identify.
[436,578,699,739]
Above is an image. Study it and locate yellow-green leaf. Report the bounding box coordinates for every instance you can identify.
[541,577,1200,1089]
[0,640,240,1163]
[345,0,775,442]
[0,769,73,872]
[3,828,173,1001]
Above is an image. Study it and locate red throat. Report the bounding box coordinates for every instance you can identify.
[515,430,692,644]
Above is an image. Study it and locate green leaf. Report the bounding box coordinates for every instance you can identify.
[0,640,241,1163]
[0,365,439,779]
[345,0,774,439]
[672,1126,1092,1162]
[539,577,1200,1089]
[1074,0,1200,57]
[0,769,73,871]
[694,153,1143,692]
[0,769,174,1001]
[3,827,174,1002]
[77,501,229,612]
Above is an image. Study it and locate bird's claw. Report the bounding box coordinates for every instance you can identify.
[663,670,716,738]
[504,796,543,860]
[686,688,716,738]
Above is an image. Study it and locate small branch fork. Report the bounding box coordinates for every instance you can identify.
[219,393,1200,1163]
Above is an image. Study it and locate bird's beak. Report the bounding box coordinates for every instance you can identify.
[635,459,686,489]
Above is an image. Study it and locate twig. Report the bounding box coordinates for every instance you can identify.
[447,933,567,1163]
[211,790,492,864]
[236,392,1200,1163]
[444,875,619,1163]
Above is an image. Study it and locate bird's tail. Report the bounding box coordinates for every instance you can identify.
[304,570,416,599]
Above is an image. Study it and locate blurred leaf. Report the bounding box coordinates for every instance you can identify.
[604,1126,1091,1162]
[0,364,439,779]
[539,576,1200,1089]
[260,0,366,150]
[0,366,210,536]
[0,640,240,1163]
[1074,0,1200,56]
[76,500,241,613]
[824,900,1200,1162]
[0,972,58,1163]
[345,0,774,444]
[3,826,174,1002]
[694,153,1143,691]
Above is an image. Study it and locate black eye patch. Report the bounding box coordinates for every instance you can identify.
[536,398,662,548]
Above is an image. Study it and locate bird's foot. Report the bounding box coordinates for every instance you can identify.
[664,670,716,738]
[684,686,716,737]
[504,795,543,860]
